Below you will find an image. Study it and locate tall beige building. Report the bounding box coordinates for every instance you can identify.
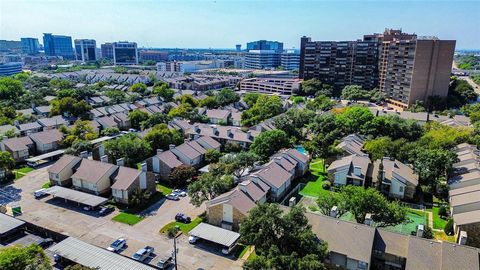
[366,29,455,109]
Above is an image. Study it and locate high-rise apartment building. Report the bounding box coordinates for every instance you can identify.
[300,37,378,90]
[0,40,22,53]
[20,38,40,55]
[74,39,97,62]
[112,42,138,65]
[280,50,300,70]
[247,40,283,52]
[43,33,74,60]
[367,29,455,108]
[100,43,114,60]
[300,29,455,108]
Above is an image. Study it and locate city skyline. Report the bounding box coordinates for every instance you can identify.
[1,0,479,50]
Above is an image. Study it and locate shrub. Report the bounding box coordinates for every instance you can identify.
[423,226,434,239]
[438,205,448,218]
[167,226,180,238]
[321,180,331,190]
[444,218,454,235]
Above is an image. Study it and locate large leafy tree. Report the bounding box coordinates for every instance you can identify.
[240,204,328,270]
[306,95,336,111]
[128,110,149,130]
[169,165,196,187]
[241,95,284,126]
[153,81,175,102]
[187,172,234,206]
[143,124,183,151]
[104,133,152,167]
[242,92,260,108]
[140,112,170,130]
[0,151,15,171]
[216,152,259,178]
[129,83,148,94]
[301,78,332,97]
[273,108,315,142]
[215,88,239,106]
[250,130,291,161]
[0,244,52,270]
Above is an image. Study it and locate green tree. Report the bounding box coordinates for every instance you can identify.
[306,95,335,111]
[241,95,284,126]
[243,92,260,107]
[0,244,52,270]
[217,152,259,178]
[215,88,240,106]
[364,137,393,161]
[316,192,347,217]
[205,149,222,163]
[0,151,15,172]
[104,133,152,167]
[444,219,454,235]
[101,127,120,136]
[129,188,151,207]
[412,147,457,191]
[153,81,175,102]
[65,140,93,156]
[423,226,434,239]
[198,96,218,109]
[301,78,332,97]
[105,90,127,104]
[273,108,315,142]
[128,110,149,130]
[129,83,148,94]
[187,172,234,206]
[240,204,328,270]
[141,113,170,130]
[0,77,25,100]
[169,165,196,186]
[65,265,98,270]
[336,106,375,134]
[341,85,372,100]
[143,124,183,151]
[176,94,198,107]
[250,130,291,161]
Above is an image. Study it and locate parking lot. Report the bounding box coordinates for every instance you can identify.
[2,165,243,270]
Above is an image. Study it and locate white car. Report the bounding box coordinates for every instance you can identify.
[188,235,199,244]
[173,189,187,197]
[107,238,126,252]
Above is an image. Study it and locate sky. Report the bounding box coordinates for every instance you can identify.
[1,0,479,50]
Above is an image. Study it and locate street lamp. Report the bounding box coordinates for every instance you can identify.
[173,225,180,270]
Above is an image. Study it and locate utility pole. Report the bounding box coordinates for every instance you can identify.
[173,225,179,270]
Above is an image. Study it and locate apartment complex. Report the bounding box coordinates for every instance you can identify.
[367,29,455,108]
[299,37,379,90]
[74,39,97,62]
[43,33,75,60]
[240,77,301,95]
[300,29,455,108]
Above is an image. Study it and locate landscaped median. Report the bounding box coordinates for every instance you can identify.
[13,166,33,180]
[160,217,203,235]
[111,212,144,225]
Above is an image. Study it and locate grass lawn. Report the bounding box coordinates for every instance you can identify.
[299,159,329,198]
[434,231,456,243]
[14,166,33,180]
[41,182,51,189]
[112,212,144,225]
[160,217,203,234]
[384,209,426,235]
[157,183,173,195]
[427,206,448,230]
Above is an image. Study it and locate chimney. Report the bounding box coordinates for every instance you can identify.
[458,231,468,245]
[169,144,176,150]
[194,124,200,133]
[274,157,282,165]
[227,129,233,138]
[116,158,125,166]
[14,120,19,127]
[80,151,88,159]
[194,134,200,140]
[247,130,253,140]
[141,162,147,172]
[364,213,372,226]
[156,149,163,155]
[139,171,147,189]
[288,197,296,207]
[100,155,109,163]
[416,224,424,237]
[213,127,219,136]
[330,206,338,218]
[184,138,190,143]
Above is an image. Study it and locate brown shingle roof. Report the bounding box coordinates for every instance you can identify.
[2,136,33,151]
[111,166,141,190]
[157,150,183,169]
[48,155,81,174]
[29,129,63,145]
[71,159,118,184]
[256,161,292,189]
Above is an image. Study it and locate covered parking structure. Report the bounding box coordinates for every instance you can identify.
[25,149,65,167]
[43,186,108,208]
[0,213,25,244]
[189,222,240,251]
[48,237,157,270]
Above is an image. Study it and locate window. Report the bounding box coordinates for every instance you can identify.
[399,186,404,193]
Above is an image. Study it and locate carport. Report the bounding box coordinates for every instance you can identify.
[25,149,65,167]
[43,186,108,208]
[189,222,240,250]
[48,237,157,270]
[0,213,25,243]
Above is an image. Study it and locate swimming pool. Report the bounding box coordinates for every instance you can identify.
[295,145,307,155]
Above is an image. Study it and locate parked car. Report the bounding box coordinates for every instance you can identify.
[166,193,180,201]
[157,255,174,269]
[34,189,47,199]
[132,246,154,262]
[173,189,187,197]
[188,235,199,244]
[98,206,115,216]
[37,238,53,248]
[175,213,191,223]
[53,253,60,262]
[107,238,126,252]
[128,128,138,133]
[83,206,92,211]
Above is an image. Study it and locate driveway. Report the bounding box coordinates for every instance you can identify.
[3,165,243,270]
